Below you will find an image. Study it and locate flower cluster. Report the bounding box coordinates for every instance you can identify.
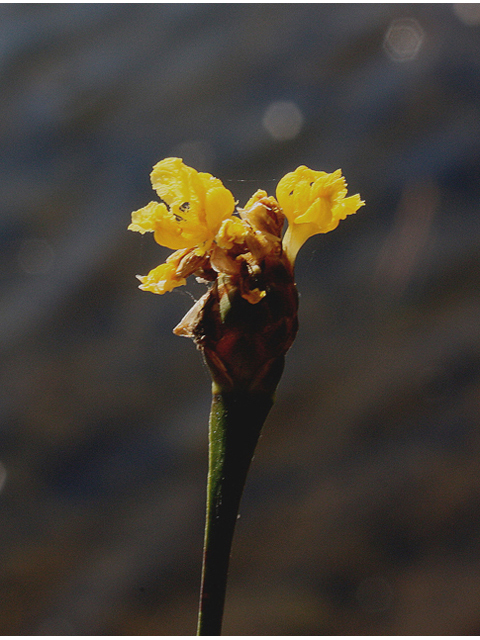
[129,157,364,301]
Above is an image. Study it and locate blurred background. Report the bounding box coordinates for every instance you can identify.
[1,3,480,634]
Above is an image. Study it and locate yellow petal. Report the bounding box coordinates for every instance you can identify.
[204,184,236,233]
[243,189,268,211]
[136,261,186,295]
[153,219,195,250]
[334,193,365,220]
[150,157,193,203]
[215,217,248,250]
[128,201,169,234]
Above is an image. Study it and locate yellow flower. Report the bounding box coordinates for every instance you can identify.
[128,157,235,252]
[276,165,364,263]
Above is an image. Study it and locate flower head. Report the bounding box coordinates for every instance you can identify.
[129,159,363,390]
[129,159,363,299]
[277,165,364,263]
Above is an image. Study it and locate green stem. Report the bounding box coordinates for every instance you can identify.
[196,373,282,635]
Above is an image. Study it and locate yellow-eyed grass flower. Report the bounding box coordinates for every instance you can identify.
[129,158,363,635]
[277,165,365,264]
[128,156,235,251]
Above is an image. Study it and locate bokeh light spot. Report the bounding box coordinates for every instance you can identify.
[262,100,304,141]
[383,18,425,62]
[453,3,480,25]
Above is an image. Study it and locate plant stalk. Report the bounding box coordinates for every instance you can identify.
[196,377,281,635]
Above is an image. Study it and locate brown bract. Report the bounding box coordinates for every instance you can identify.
[174,255,298,393]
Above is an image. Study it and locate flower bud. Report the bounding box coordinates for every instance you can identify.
[174,253,298,393]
